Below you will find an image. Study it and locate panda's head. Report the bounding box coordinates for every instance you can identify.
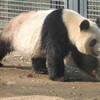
[76,19,100,57]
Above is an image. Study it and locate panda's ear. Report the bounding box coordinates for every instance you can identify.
[80,20,90,31]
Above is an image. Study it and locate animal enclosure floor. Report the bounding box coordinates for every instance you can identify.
[0,52,100,99]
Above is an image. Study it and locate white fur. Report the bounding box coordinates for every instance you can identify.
[2,9,100,56]
[62,9,100,55]
[2,10,53,57]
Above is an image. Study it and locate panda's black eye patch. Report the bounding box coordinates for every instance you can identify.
[89,39,97,47]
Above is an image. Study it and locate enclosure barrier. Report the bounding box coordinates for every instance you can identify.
[0,0,100,31]
[87,0,100,21]
[0,0,64,31]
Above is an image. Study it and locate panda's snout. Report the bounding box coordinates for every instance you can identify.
[94,72,100,81]
[91,70,97,77]
[91,70,100,81]
[93,49,100,57]
[89,39,100,56]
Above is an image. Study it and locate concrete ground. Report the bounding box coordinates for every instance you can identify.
[0,52,100,100]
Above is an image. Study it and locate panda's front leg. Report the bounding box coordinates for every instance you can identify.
[46,47,65,81]
[31,57,47,74]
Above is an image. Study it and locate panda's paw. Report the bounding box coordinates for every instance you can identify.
[33,68,48,74]
[50,76,65,82]
[37,69,48,74]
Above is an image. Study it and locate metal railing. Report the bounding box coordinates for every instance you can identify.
[0,0,64,30]
[0,0,100,31]
[87,0,100,21]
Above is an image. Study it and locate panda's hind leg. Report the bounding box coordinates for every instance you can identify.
[31,57,47,74]
[0,40,12,67]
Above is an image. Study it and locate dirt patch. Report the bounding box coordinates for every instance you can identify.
[0,52,100,99]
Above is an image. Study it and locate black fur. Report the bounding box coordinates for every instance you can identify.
[89,39,97,47]
[41,9,73,81]
[80,20,90,30]
[71,47,98,75]
[0,40,13,66]
[32,57,47,74]
[0,9,99,81]
[41,9,99,81]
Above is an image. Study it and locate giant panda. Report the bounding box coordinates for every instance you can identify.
[0,9,100,81]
